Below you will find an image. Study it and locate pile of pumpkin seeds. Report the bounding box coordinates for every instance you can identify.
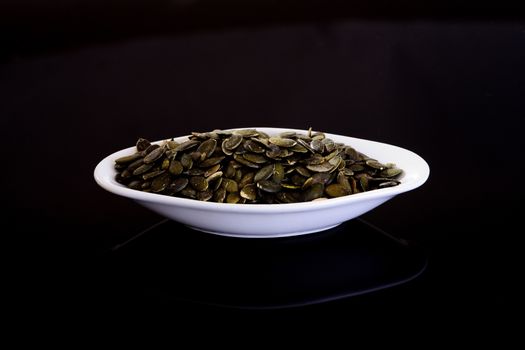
[114,128,403,204]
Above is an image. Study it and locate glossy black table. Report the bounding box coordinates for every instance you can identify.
[108,218,426,309]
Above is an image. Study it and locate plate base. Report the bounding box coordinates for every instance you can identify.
[186,223,342,238]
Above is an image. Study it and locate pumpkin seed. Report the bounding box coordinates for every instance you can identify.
[190,176,208,191]
[256,180,281,193]
[240,183,257,200]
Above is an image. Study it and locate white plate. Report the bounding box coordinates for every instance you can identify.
[94,127,429,238]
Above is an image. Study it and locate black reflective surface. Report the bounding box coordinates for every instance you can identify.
[109,218,426,309]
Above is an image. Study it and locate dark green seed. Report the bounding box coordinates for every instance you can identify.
[232,154,259,168]
[240,184,257,200]
[151,173,171,192]
[244,140,265,153]
[366,160,386,170]
[133,163,154,176]
[204,164,221,177]
[197,138,217,159]
[254,164,274,183]
[337,172,352,192]
[199,156,225,168]
[169,178,189,193]
[161,158,170,170]
[136,138,151,152]
[265,144,281,158]
[223,134,243,150]
[197,190,213,201]
[226,192,241,204]
[142,169,165,180]
[239,172,255,189]
[381,168,403,178]
[272,163,285,183]
[143,146,165,164]
[187,168,205,176]
[190,176,208,191]
[243,153,268,164]
[126,158,145,173]
[180,187,197,198]
[128,180,142,190]
[143,144,160,156]
[222,178,238,193]
[169,160,183,175]
[207,171,223,183]
[214,188,226,203]
[295,166,311,177]
[359,176,369,192]
[115,153,142,165]
[256,180,281,193]
[304,183,324,201]
[174,140,200,152]
[180,153,193,169]
[350,164,365,172]
[325,184,349,198]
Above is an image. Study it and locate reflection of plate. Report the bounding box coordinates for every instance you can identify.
[108,218,427,309]
[94,127,429,238]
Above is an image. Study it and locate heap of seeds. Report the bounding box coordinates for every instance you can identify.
[114,128,403,204]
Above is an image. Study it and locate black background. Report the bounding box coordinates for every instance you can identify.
[2,1,524,333]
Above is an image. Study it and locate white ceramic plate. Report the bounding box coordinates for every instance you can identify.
[94,127,429,238]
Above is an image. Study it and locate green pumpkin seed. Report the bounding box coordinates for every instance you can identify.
[269,137,297,148]
[136,138,151,152]
[325,183,349,197]
[239,172,255,189]
[133,163,154,176]
[240,183,257,200]
[169,178,189,193]
[214,188,227,203]
[304,183,324,201]
[233,154,260,169]
[204,164,221,177]
[180,187,197,199]
[199,156,225,168]
[174,140,200,152]
[190,176,208,191]
[169,160,183,175]
[222,178,238,193]
[254,164,275,183]
[243,153,268,164]
[115,153,143,165]
[233,129,259,137]
[151,173,171,192]
[256,180,281,193]
[265,144,281,158]
[180,153,193,169]
[128,180,142,190]
[306,161,334,173]
[197,190,213,201]
[244,140,266,153]
[366,160,386,170]
[223,134,243,150]
[226,192,241,204]
[381,168,403,178]
[197,138,217,159]
[272,163,285,183]
[142,169,165,180]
